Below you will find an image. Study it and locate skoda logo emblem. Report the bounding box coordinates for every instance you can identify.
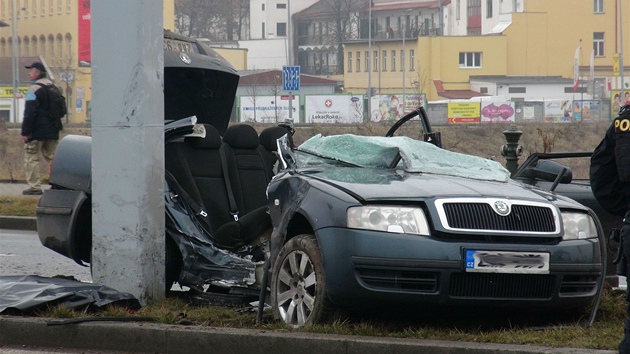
[492,200,510,216]
[179,52,192,65]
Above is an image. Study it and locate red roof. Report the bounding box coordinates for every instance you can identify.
[433,80,488,99]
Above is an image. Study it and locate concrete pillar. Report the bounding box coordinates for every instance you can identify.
[91,1,165,304]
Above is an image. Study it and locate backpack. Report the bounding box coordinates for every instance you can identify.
[37,83,68,123]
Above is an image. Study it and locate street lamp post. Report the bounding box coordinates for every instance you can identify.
[10,0,19,123]
[402,18,406,114]
[367,0,372,122]
[401,9,412,115]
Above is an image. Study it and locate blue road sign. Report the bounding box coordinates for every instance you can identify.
[283,65,300,91]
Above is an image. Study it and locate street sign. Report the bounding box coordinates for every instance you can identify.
[282,65,300,92]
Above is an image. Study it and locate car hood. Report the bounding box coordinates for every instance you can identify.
[301,167,559,204]
[163,30,238,135]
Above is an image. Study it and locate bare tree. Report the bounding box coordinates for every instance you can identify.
[175,0,249,41]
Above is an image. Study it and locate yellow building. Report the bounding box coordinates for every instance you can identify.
[343,0,629,102]
[0,0,175,123]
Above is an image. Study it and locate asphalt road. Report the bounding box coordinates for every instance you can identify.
[0,229,91,282]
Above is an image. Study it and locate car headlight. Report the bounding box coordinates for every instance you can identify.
[561,212,598,240]
[347,206,430,236]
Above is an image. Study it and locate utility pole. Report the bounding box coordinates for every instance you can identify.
[367,0,372,122]
[620,0,625,102]
[10,0,19,123]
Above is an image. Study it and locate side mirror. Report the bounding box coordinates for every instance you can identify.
[529,160,573,184]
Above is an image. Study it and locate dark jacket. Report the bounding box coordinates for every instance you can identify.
[590,108,630,216]
[21,78,61,142]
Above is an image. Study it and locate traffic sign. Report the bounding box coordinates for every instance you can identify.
[283,65,300,92]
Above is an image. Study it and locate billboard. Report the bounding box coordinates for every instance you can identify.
[370,94,425,122]
[447,102,480,124]
[78,0,91,67]
[480,100,515,124]
[239,95,300,123]
[305,95,363,123]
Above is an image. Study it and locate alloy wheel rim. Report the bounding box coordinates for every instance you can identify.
[276,250,317,327]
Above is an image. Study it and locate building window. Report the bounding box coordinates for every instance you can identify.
[486,0,493,17]
[456,0,461,20]
[459,52,482,68]
[49,0,53,15]
[261,22,265,38]
[57,0,61,13]
[32,0,36,16]
[23,36,29,56]
[57,33,63,59]
[348,52,352,73]
[65,33,72,58]
[382,50,387,72]
[593,32,605,56]
[42,0,45,15]
[31,35,37,55]
[277,3,286,9]
[262,4,264,10]
[594,0,603,13]
[400,49,404,71]
[480,87,488,94]
[364,51,369,71]
[49,34,54,59]
[373,50,378,72]
[391,50,396,71]
[410,49,415,71]
[508,87,526,94]
[40,35,45,58]
[356,51,360,73]
[277,22,287,36]
[67,0,71,12]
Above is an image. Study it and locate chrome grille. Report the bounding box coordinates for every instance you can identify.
[437,199,557,233]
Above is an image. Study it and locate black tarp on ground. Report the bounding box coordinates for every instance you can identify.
[0,275,140,313]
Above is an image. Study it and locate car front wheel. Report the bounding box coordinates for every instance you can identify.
[271,234,331,328]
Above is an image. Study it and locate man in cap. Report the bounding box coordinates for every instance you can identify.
[20,61,62,195]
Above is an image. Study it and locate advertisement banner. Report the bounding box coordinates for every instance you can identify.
[480,100,515,124]
[543,100,574,122]
[78,0,91,67]
[370,94,426,122]
[572,100,599,121]
[611,89,624,118]
[305,95,363,123]
[239,95,300,123]
[447,102,480,124]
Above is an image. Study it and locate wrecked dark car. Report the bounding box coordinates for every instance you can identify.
[266,112,605,327]
[36,31,605,329]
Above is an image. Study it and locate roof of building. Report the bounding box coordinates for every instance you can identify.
[238,69,339,86]
[433,79,488,99]
[469,75,573,85]
[372,0,452,12]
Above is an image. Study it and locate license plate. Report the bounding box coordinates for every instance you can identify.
[164,38,197,54]
[465,250,549,274]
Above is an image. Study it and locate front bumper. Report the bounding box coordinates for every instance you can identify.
[316,227,602,309]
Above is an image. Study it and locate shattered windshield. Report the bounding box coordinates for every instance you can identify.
[298,134,510,182]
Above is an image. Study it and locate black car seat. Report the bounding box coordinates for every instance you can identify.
[258,126,288,179]
[221,124,272,244]
[165,124,267,250]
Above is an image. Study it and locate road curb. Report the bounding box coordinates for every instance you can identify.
[0,216,36,231]
[0,317,615,354]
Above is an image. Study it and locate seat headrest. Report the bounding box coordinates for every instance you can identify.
[259,126,287,152]
[185,124,222,149]
[223,124,259,149]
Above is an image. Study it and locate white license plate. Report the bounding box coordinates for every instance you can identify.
[465,250,550,274]
[164,38,196,53]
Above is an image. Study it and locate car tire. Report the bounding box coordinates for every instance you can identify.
[270,234,332,328]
